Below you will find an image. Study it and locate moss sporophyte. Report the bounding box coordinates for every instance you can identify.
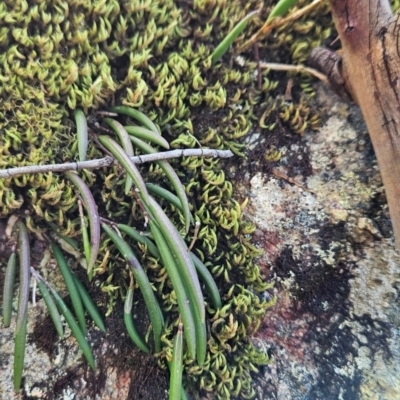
[0,0,335,398]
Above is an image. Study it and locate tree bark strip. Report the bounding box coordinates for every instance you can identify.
[311,1,400,250]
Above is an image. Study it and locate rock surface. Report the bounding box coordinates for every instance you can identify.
[1,85,400,400]
[242,86,400,400]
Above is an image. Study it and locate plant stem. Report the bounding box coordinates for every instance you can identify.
[0,149,234,179]
[238,0,323,53]
[259,62,328,83]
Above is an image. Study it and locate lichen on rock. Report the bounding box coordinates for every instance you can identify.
[0,0,340,398]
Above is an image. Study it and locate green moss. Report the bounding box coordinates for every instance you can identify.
[0,0,337,398]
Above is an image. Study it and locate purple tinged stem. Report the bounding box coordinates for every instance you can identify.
[16,222,30,332]
[65,172,100,276]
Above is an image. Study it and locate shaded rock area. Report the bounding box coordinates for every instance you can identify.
[1,298,169,400]
[238,85,400,400]
[2,85,400,399]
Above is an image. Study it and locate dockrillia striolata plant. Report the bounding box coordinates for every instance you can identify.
[2,107,225,398]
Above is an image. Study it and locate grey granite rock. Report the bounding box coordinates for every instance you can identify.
[242,86,400,400]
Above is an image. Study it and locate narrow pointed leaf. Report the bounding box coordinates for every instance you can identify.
[129,136,192,233]
[118,223,219,310]
[149,220,197,360]
[50,288,95,370]
[3,252,16,327]
[124,287,149,353]
[13,315,27,390]
[98,136,150,203]
[37,280,64,337]
[102,224,164,352]
[268,0,299,20]
[46,222,79,251]
[125,125,169,149]
[190,253,222,309]
[181,387,188,400]
[65,172,100,276]
[72,274,106,332]
[169,321,183,400]
[109,105,160,134]
[80,214,91,266]
[52,243,86,334]
[146,183,187,216]
[16,222,30,332]
[211,10,259,65]
[75,109,88,162]
[103,118,135,194]
[117,224,160,258]
[14,222,31,389]
[147,197,204,323]
[195,319,207,367]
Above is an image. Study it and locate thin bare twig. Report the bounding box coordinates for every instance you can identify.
[95,111,118,117]
[285,78,294,102]
[132,188,150,226]
[272,168,315,194]
[253,43,262,90]
[0,149,234,179]
[238,0,324,53]
[188,221,201,252]
[260,62,328,83]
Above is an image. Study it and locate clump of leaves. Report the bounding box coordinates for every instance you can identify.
[1,107,226,399]
[4,222,100,390]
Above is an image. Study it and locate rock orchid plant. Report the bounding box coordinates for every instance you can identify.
[2,106,228,398]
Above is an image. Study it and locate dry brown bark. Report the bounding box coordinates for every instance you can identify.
[309,1,400,250]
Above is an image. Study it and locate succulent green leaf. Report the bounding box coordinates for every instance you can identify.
[16,223,30,332]
[103,118,135,194]
[80,214,91,268]
[75,109,88,162]
[195,319,207,367]
[211,10,259,65]
[51,242,86,334]
[190,252,222,309]
[129,136,192,233]
[13,315,27,390]
[37,279,64,337]
[109,105,160,134]
[169,321,183,400]
[123,287,150,353]
[149,220,197,360]
[46,222,79,251]
[147,197,204,323]
[268,0,300,20]
[117,224,161,258]
[98,135,150,203]
[3,252,16,327]
[14,222,31,389]
[50,287,96,370]
[65,171,100,276]
[102,223,164,352]
[124,125,169,149]
[72,275,106,332]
